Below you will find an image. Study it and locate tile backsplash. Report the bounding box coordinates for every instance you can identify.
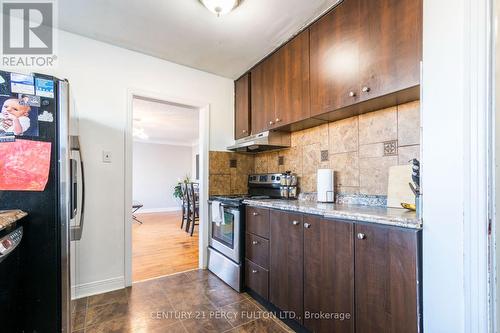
[209,151,254,195]
[209,100,420,197]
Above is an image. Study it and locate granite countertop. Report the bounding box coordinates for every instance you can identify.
[243,199,422,229]
[0,210,28,232]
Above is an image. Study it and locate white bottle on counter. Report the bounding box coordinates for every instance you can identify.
[317,169,334,202]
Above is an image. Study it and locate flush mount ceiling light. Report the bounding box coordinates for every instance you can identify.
[199,0,240,17]
[133,127,149,140]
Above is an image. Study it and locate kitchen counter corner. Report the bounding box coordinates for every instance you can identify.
[0,210,28,232]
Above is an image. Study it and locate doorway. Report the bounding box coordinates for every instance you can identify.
[124,92,210,285]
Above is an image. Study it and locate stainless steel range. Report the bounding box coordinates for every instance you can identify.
[207,173,283,291]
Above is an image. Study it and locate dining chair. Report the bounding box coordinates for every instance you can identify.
[180,183,190,230]
[185,182,199,236]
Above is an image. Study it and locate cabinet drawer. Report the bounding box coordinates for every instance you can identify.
[245,259,269,300]
[245,233,269,269]
[246,206,270,238]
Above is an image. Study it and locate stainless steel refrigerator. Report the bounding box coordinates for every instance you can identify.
[0,71,84,332]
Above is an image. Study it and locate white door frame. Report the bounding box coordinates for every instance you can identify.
[124,88,210,286]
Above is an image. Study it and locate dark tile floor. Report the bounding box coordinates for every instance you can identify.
[71,269,293,333]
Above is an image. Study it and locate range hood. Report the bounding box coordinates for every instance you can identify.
[227,131,291,152]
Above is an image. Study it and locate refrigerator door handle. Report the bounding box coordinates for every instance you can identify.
[70,149,84,241]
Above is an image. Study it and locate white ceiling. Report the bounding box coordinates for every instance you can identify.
[132,97,199,146]
[58,0,340,78]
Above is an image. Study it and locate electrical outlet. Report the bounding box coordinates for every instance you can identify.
[102,151,112,163]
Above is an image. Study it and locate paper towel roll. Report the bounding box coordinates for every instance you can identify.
[317,169,334,202]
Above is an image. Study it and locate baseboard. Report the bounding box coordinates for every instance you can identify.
[72,276,125,299]
[138,207,181,213]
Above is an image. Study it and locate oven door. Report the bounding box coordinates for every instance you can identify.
[209,202,240,263]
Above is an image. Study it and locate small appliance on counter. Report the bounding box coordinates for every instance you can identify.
[317,169,334,202]
[280,171,298,199]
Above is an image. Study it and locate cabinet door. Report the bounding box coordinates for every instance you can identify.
[274,30,310,126]
[355,224,419,333]
[251,57,276,134]
[269,210,303,324]
[234,74,251,139]
[303,216,354,333]
[310,0,360,116]
[358,0,422,101]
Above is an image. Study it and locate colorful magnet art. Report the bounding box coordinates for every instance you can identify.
[0,139,52,191]
[0,95,39,137]
[35,78,54,98]
[10,73,35,95]
[17,94,41,107]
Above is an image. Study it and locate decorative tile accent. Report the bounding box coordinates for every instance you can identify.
[229,159,237,168]
[278,156,284,166]
[383,140,398,156]
[321,150,329,162]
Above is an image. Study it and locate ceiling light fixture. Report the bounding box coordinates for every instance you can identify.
[133,127,149,140]
[199,0,240,17]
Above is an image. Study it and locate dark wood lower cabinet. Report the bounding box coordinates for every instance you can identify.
[247,208,421,333]
[303,216,354,333]
[355,223,419,333]
[269,210,304,324]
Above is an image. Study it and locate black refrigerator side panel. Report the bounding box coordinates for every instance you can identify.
[0,78,60,332]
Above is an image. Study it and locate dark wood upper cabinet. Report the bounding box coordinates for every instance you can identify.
[274,30,311,126]
[234,73,251,139]
[355,224,419,333]
[269,210,304,325]
[358,0,422,101]
[251,56,276,134]
[303,216,354,333]
[310,0,361,116]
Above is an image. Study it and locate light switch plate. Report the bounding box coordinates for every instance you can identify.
[102,151,112,163]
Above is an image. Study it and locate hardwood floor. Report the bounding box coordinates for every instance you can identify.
[132,211,198,282]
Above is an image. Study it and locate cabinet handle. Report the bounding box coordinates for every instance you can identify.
[242,129,247,133]
[292,220,300,225]
[349,91,356,97]
[269,120,274,125]
[252,212,259,216]
[252,269,258,274]
[362,86,371,93]
[304,223,311,229]
[275,118,281,123]
[252,240,259,245]
[357,233,366,240]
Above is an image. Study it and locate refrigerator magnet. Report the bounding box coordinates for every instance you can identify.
[0,95,39,137]
[0,139,52,191]
[0,133,15,143]
[38,110,54,122]
[0,72,11,96]
[35,78,54,98]
[18,94,41,107]
[10,73,35,95]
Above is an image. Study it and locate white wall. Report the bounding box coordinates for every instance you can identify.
[0,30,234,296]
[133,142,192,212]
